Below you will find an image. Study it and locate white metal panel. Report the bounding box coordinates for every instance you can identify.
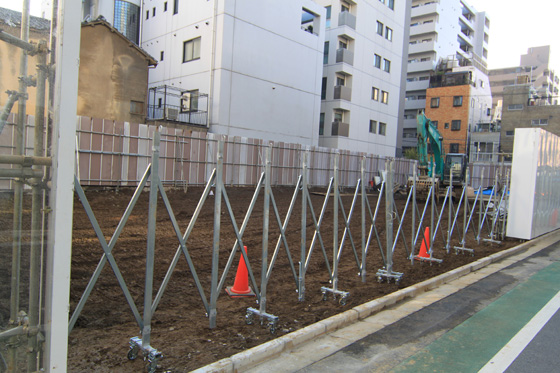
[507,128,539,239]
[507,128,560,240]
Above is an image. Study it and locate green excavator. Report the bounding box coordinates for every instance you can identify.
[411,113,467,193]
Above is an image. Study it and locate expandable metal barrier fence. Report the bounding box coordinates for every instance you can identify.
[68,130,510,371]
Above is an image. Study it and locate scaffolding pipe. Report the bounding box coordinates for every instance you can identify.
[0,30,38,54]
[0,154,51,166]
[0,91,19,134]
[9,1,30,370]
[28,40,48,371]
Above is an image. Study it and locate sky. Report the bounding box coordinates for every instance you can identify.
[1,0,559,71]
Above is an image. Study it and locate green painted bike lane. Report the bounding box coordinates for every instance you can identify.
[391,260,560,373]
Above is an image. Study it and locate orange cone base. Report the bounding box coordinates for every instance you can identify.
[226,286,255,298]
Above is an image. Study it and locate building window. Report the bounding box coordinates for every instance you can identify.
[341,2,350,13]
[336,75,345,86]
[323,41,329,64]
[372,87,379,101]
[152,7,156,17]
[419,76,429,81]
[157,98,162,108]
[321,77,327,100]
[383,59,391,72]
[453,95,463,107]
[450,143,459,153]
[130,100,144,115]
[508,104,523,110]
[385,27,393,41]
[506,130,514,136]
[388,0,394,10]
[181,89,199,112]
[451,120,461,131]
[444,122,449,129]
[160,51,164,61]
[325,6,331,28]
[164,2,167,11]
[369,120,377,134]
[374,54,381,68]
[381,91,388,104]
[146,10,149,19]
[173,0,178,14]
[377,21,384,36]
[379,122,387,136]
[334,110,344,123]
[319,113,325,135]
[432,120,438,128]
[531,118,549,125]
[183,37,201,62]
[430,97,440,108]
[301,8,318,35]
[471,98,475,108]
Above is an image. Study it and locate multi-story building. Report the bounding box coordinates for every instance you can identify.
[424,62,492,155]
[82,0,142,44]
[313,0,411,156]
[140,0,326,146]
[489,46,559,115]
[403,0,489,152]
[501,84,560,156]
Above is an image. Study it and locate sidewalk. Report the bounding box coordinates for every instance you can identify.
[195,230,560,373]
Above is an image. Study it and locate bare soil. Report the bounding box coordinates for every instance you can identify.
[0,186,520,372]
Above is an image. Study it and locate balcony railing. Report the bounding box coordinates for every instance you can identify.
[331,121,349,137]
[147,104,207,126]
[338,11,356,29]
[336,48,354,65]
[334,85,352,101]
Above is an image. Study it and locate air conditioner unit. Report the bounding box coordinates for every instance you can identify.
[165,107,179,120]
[181,92,191,112]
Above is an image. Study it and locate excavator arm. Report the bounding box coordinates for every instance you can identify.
[417,113,445,178]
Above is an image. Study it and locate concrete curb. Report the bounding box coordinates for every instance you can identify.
[193,231,560,373]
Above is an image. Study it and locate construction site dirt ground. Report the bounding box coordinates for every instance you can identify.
[0,186,520,372]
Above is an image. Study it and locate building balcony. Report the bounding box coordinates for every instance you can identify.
[334,85,352,101]
[411,2,438,18]
[407,59,436,73]
[338,11,356,29]
[404,98,426,111]
[336,48,354,65]
[331,121,349,137]
[404,118,418,129]
[410,22,436,36]
[406,80,429,91]
[409,40,435,55]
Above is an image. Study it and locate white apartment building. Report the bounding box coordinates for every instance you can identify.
[140,0,326,145]
[403,0,489,151]
[314,0,411,157]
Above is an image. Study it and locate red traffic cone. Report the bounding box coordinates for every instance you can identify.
[226,246,255,297]
[416,227,430,259]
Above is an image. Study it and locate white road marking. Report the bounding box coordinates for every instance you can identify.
[479,290,560,373]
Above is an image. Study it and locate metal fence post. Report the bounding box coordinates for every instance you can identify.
[210,139,224,328]
[333,152,339,292]
[298,151,308,301]
[361,156,366,282]
[260,145,271,313]
[143,129,160,349]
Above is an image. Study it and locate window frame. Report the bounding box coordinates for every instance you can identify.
[319,113,325,135]
[385,26,393,41]
[379,122,387,136]
[383,58,391,73]
[372,87,379,101]
[183,37,201,63]
[369,120,377,134]
[381,90,389,104]
[430,97,440,108]
[451,120,461,131]
[374,54,381,68]
[377,21,384,36]
[453,95,463,107]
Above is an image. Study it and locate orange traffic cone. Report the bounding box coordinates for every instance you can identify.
[416,227,430,259]
[226,246,255,297]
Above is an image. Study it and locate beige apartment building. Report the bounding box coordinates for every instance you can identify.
[489,46,559,118]
[501,84,560,155]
